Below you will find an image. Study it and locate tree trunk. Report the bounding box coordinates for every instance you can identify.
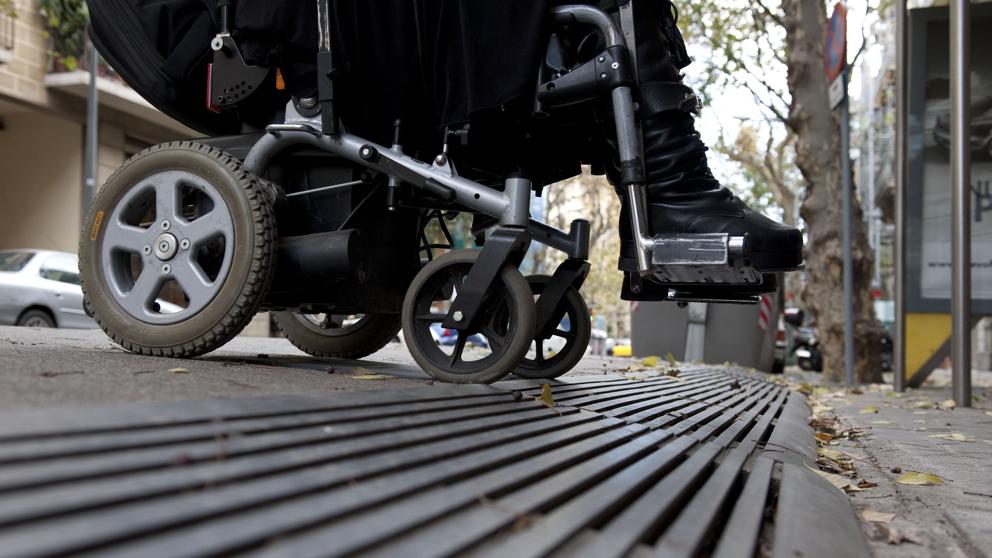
[783,0,883,383]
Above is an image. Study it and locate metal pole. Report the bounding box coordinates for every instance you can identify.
[893,0,907,392]
[841,70,856,388]
[82,39,99,218]
[950,0,972,407]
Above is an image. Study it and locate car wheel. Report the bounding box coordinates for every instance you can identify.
[17,309,55,328]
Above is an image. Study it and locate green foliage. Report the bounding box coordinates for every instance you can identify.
[38,0,90,71]
[0,0,17,19]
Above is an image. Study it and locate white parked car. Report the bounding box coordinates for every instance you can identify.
[0,250,96,329]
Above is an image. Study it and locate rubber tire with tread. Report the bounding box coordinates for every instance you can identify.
[17,309,55,328]
[401,250,535,384]
[273,312,401,359]
[514,275,592,380]
[79,141,276,358]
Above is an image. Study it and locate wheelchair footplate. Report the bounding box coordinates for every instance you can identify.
[622,233,773,305]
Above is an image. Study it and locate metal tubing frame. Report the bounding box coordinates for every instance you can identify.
[244,4,635,264]
[950,0,972,407]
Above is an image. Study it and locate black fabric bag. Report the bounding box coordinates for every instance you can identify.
[88,0,552,142]
[88,0,243,135]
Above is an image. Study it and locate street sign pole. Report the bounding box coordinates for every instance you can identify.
[840,70,855,388]
[950,0,972,407]
[894,0,907,392]
[83,39,99,220]
[826,3,854,387]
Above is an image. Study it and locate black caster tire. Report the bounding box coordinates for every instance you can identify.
[79,141,276,357]
[273,312,401,359]
[514,275,592,380]
[401,250,535,384]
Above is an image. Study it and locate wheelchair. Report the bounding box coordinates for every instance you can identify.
[80,2,772,384]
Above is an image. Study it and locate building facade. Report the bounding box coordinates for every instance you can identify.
[0,0,193,254]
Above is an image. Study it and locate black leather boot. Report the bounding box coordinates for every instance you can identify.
[616,1,803,274]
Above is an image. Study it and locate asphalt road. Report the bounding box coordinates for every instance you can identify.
[0,326,625,410]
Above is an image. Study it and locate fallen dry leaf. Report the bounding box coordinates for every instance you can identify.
[169,367,189,374]
[640,356,659,367]
[815,432,834,443]
[862,510,896,523]
[859,405,880,414]
[984,411,992,417]
[538,384,555,408]
[941,399,957,410]
[351,374,387,380]
[928,433,974,442]
[871,420,893,425]
[895,471,945,486]
[911,401,935,410]
[808,465,861,493]
[879,525,924,545]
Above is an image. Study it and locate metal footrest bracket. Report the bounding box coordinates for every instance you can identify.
[650,233,762,285]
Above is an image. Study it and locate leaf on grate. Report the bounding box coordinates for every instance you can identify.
[862,510,896,524]
[351,374,387,380]
[927,433,974,442]
[895,471,945,486]
[941,399,957,410]
[538,384,555,408]
[911,400,935,410]
[640,355,659,367]
[665,352,678,367]
[871,420,893,425]
[859,405,879,414]
[169,368,189,374]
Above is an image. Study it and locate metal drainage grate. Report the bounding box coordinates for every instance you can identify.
[0,369,868,558]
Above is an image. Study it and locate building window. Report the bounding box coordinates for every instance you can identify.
[0,9,13,64]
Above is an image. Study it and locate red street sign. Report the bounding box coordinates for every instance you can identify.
[824,2,848,82]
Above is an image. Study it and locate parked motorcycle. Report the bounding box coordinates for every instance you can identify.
[782,309,892,373]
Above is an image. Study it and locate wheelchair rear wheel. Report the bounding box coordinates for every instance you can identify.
[80,141,276,357]
[273,312,401,359]
[401,250,535,384]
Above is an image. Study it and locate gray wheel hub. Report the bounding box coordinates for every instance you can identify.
[100,170,235,325]
[154,233,178,261]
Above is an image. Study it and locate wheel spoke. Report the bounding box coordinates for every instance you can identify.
[450,334,468,366]
[554,328,575,340]
[416,313,446,323]
[535,338,545,363]
[106,222,152,253]
[182,210,232,245]
[120,268,162,316]
[153,177,180,224]
[171,256,215,308]
[481,327,506,353]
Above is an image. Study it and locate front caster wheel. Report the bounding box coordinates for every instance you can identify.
[514,275,592,380]
[79,141,276,357]
[273,312,401,359]
[401,250,535,384]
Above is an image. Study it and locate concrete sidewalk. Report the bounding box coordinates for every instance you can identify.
[804,375,992,557]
